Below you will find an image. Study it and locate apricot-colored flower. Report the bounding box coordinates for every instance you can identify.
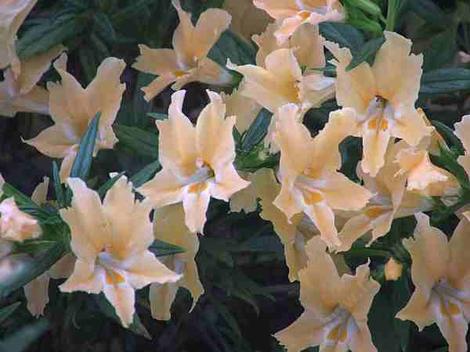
[149,204,203,320]
[59,176,180,327]
[454,115,470,176]
[221,88,261,134]
[138,90,250,234]
[229,172,258,213]
[0,196,41,242]
[384,257,403,281]
[24,53,125,181]
[397,213,470,352]
[223,0,271,41]
[227,47,334,114]
[275,237,380,352]
[133,0,232,101]
[273,104,372,247]
[0,0,37,74]
[0,45,64,117]
[21,177,74,317]
[337,141,432,252]
[254,0,344,44]
[252,168,348,281]
[326,32,433,176]
[253,22,326,70]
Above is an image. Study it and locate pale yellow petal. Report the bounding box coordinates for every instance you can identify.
[391,108,432,147]
[224,0,271,41]
[138,168,185,209]
[23,273,49,317]
[171,0,197,68]
[372,31,422,108]
[433,305,468,352]
[324,41,376,114]
[182,188,211,234]
[192,57,232,87]
[12,85,49,115]
[336,214,372,253]
[274,181,303,221]
[24,124,77,159]
[132,46,179,75]
[149,281,179,321]
[142,74,177,102]
[59,149,77,182]
[396,286,435,330]
[0,197,41,241]
[229,173,258,214]
[103,282,135,327]
[103,176,154,258]
[210,164,250,202]
[384,257,403,281]
[31,177,49,205]
[361,122,392,177]
[253,0,299,19]
[124,250,181,289]
[193,8,231,60]
[60,178,110,262]
[347,321,377,352]
[156,90,197,177]
[454,115,470,154]
[48,253,75,279]
[274,310,325,352]
[447,218,470,291]
[291,23,325,68]
[221,88,261,134]
[60,259,104,294]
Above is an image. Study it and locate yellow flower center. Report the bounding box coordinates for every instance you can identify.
[324,307,351,345]
[365,96,390,132]
[98,251,127,286]
[433,279,465,318]
[183,161,215,194]
[303,190,324,204]
[364,206,388,219]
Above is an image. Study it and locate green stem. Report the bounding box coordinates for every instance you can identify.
[386,0,399,31]
[346,248,390,259]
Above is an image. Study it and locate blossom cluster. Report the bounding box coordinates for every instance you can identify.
[0,1,468,351]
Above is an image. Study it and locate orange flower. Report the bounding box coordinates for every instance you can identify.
[138,90,250,234]
[0,45,64,117]
[133,0,232,101]
[384,257,403,281]
[24,53,126,180]
[149,204,203,320]
[273,104,371,247]
[0,0,37,74]
[254,0,344,44]
[326,32,433,176]
[397,214,470,352]
[60,176,180,327]
[275,237,380,352]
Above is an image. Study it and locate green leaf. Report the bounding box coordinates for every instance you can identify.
[423,29,457,72]
[114,124,158,159]
[0,243,65,299]
[241,109,272,152]
[95,296,151,339]
[130,160,161,188]
[70,113,101,180]
[1,183,53,222]
[0,319,49,352]
[97,172,126,198]
[347,36,385,71]
[52,161,66,207]
[431,120,465,154]
[17,14,85,60]
[420,68,470,95]
[0,302,21,325]
[409,0,452,28]
[147,112,168,121]
[319,22,365,52]
[149,240,185,257]
[209,30,256,66]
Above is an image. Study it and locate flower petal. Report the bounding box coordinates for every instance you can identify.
[23,273,50,317]
[447,217,470,291]
[60,259,104,294]
[149,281,179,321]
[138,168,185,209]
[103,282,135,327]
[182,188,211,234]
[132,46,179,76]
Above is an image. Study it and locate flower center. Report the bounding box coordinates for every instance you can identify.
[324,307,352,345]
[433,279,467,318]
[183,161,215,193]
[365,96,390,132]
[97,251,126,285]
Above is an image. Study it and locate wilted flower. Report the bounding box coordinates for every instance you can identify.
[24,53,126,181]
[0,0,37,74]
[274,237,380,352]
[253,0,344,44]
[138,90,250,234]
[227,47,334,115]
[0,45,64,117]
[149,204,203,320]
[454,115,470,176]
[223,0,270,41]
[59,176,180,327]
[326,32,433,176]
[133,0,232,101]
[397,213,470,352]
[273,104,371,247]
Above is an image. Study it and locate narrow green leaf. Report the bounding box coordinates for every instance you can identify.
[0,302,21,325]
[52,161,66,207]
[1,183,53,221]
[70,113,101,180]
[409,0,452,28]
[0,319,49,352]
[130,160,161,188]
[209,30,256,66]
[241,109,272,152]
[147,112,168,121]
[347,36,385,71]
[420,68,470,95]
[431,120,465,154]
[114,124,158,159]
[97,172,126,198]
[149,240,185,257]
[319,22,365,52]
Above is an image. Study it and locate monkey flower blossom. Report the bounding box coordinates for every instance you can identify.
[274,237,380,352]
[0,45,64,117]
[253,0,344,44]
[326,31,433,176]
[59,176,180,327]
[149,204,203,321]
[0,198,41,242]
[227,47,334,116]
[133,0,232,102]
[138,90,250,234]
[24,53,126,181]
[0,0,37,74]
[273,104,372,247]
[397,213,470,352]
